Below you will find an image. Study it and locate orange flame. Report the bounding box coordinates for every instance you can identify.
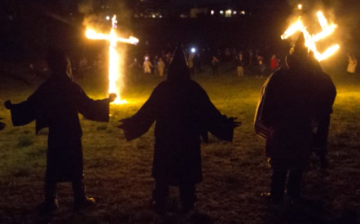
[281,11,339,61]
[86,15,139,104]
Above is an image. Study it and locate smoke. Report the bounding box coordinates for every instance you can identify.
[78,0,94,15]
[78,0,103,31]
[79,0,133,35]
[285,0,359,39]
[285,0,337,32]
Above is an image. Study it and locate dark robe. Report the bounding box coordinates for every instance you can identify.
[255,68,321,169]
[312,72,336,149]
[10,74,110,182]
[121,80,234,185]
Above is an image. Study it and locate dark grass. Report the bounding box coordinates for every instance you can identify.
[0,63,360,224]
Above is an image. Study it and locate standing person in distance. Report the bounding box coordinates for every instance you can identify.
[211,56,220,75]
[188,50,195,76]
[157,58,166,77]
[236,53,245,77]
[4,48,116,214]
[270,55,278,72]
[347,54,357,74]
[144,56,153,74]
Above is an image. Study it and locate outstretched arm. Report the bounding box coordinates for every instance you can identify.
[4,96,38,127]
[75,85,115,122]
[197,86,240,142]
[118,87,159,141]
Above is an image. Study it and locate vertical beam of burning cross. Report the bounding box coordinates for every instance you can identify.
[86,15,139,104]
[281,11,340,61]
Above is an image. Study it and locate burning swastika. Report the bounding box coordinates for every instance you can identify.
[281,11,340,61]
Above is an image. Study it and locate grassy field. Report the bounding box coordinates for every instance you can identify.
[0,64,360,224]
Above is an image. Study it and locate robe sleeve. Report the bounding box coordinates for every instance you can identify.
[120,87,159,141]
[257,72,281,128]
[10,101,36,126]
[196,86,235,142]
[74,85,110,122]
[9,85,45,127]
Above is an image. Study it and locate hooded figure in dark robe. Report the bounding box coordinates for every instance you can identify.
[254,34,324,202]
[4,48,116,214]
[119,44,239,211]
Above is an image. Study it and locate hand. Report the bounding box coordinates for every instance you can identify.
[4,100,12,110]
[0,122,5,131]
[228,117,242,128]
[116,118,130,132]
[109,93,117,102]
[117,118,129,129]
[0,118,5,131]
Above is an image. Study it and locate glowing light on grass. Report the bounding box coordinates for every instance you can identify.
[281,11,340,61]
[86,15,139,104]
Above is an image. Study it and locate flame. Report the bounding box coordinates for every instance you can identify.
[281,11,339,61]
[281,19,304,40]
[86,15,139,104]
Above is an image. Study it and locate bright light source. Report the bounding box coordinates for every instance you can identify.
[85,15,139,104]
[152,14,156,18]
[233,11,237,15]
[191,48,196,53]
[298,4,302,10]
[211,10,214,15]
[241,11,245,15]
[225,9,232,17]
[106,16,110,20]
[281,11,340,61]
[220,10,224,14]
[145,56,149,60]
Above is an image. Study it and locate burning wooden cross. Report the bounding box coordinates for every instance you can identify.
[86,15,139,104]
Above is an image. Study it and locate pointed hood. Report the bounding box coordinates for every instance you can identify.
[308,50,323,74]
[167,44,190,81]
[286,33,309,69]
[293,34,308,59]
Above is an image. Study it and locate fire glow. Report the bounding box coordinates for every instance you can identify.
[281,11,340,61]
[86,15,139,104]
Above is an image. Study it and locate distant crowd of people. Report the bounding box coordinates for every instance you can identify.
[124,47,283,80]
